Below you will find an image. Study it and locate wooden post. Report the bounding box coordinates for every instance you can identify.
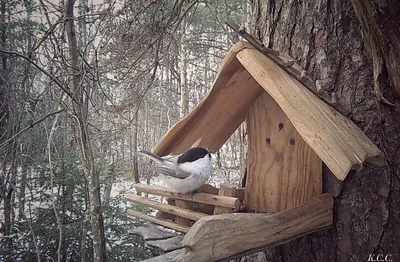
[175,200,191,226]
[245,92,322,213]
[213,185,235,215]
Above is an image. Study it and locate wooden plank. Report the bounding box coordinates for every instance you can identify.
[147,235,184,252]
[127,209,190,233]
[237,48,386,181]
[192,203,215,215]
[176,194,333,262]
[218,225,332,262]
[141,249,184,262]
[199,184,244,202]
[155,198,176,221]
[153,41,263,156]
[198,184,219,195]
[245,92,322,212]
[213,185,235,215]
[129,225,177,240]
[125,194,208,221]
[135,184,241,209]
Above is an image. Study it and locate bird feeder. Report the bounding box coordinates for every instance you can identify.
[125,40,386,262]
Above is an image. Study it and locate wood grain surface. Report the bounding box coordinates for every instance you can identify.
[245,92,322,212]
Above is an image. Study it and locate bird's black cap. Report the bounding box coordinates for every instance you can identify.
[177,147,211,164]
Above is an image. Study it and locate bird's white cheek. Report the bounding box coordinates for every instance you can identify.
[179,157,212,174]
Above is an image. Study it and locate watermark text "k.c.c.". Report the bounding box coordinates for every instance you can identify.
[367,254,392,262]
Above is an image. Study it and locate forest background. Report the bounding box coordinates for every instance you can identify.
[0,0,248,261]
[2,0,400,261]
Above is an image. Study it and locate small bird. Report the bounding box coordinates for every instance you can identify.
[138,147,212,194]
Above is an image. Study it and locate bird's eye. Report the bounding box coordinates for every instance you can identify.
[208,153,211,158]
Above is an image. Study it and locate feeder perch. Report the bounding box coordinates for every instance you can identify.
[125,40,386,261]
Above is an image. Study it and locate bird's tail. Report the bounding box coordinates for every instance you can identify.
[138,150,164,163]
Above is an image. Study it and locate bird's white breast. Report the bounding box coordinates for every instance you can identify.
[179,156,212,176]
[163,156,212,193]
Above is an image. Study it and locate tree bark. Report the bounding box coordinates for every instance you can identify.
[179,22,189,119]
[250,0,400,261]
[102,161,115,207]
[0,0,16,256]
[349,0,400,98]
[133,110,140,185]
[64,0,106,261]
[0,0,7,231]
[18,162,26,220]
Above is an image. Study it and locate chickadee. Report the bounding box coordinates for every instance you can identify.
[138,147,212,194]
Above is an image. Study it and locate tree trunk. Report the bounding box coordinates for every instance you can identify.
[0,0,7,230]
[18,163,26,220]
[179,22,189,119]
[250,0,400,261]
[102,161,115,207]
[129,107,140,186]
[64,0,106,261]
[133,110,140,185]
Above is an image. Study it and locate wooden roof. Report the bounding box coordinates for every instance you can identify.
[153,41,386,181]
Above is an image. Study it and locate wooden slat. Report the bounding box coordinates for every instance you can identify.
[198,184,219,195]
[213,185,235,215]
[245,92,322,212]
[135,184,241,209]
[199,184,245,200]
[191,203,215,215]
[125,194,208,221]
[236,48,386,180]
[176,194,333,262]
[152,41,263,156]
[127,210,189,233]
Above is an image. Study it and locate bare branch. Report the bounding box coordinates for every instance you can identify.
[0,49,79,103]
[0,108,65,149]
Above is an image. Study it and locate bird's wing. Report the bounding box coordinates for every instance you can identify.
[162,155,178,161]
[154,161,190,179]
[138,152,189,179]
[138,150,164,164]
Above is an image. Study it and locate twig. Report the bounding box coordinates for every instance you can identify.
[0,108,65,149]
[225,21,323,101]
[45,114,63,262]
[205,2,236,44]
[225,21,279,55]
[0,49,79,103]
